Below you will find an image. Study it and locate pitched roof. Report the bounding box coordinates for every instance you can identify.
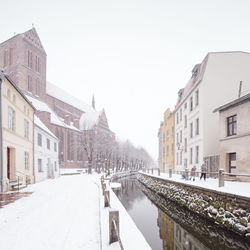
[79,110,102,130]
[34,115,58,140]
[46,81,94,113]
[26,95,79,131]
[175,55,208,111]
[213,93,250,113]
[0,71,36,110]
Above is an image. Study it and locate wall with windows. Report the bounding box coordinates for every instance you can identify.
[1,76,35,191]
[218,99,250,176]
[34,121,59,183]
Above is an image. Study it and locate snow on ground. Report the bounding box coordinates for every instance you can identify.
[143,171,250,198]
[0,174,151,250]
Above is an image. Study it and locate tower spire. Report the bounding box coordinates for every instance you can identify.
[92,95,95,110]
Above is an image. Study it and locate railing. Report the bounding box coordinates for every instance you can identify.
[142,168,250,188]
[101,176,124,250]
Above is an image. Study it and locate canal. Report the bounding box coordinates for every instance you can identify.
[113,175,250,250]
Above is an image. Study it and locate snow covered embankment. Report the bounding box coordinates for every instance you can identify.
[138,173,250,238]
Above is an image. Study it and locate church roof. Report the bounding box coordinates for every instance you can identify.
[46,81,94,113]
[79,110,102,130]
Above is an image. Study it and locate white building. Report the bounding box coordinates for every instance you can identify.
[174,51,250,171]
[34,116,60,182]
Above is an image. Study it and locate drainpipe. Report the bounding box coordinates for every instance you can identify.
[0,73,4,193]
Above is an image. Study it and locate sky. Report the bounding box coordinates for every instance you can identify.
[1,0,250,160]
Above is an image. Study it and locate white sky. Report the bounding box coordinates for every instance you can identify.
[1,0,250,160]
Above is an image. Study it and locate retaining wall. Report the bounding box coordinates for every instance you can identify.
[138,172,250,237]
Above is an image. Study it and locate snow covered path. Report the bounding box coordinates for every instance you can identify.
[0,175,101,250]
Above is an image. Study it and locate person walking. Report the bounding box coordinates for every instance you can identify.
[190,166,196,181]
[200,162,207,181]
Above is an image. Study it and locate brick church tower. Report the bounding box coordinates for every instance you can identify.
[0,28,47,99]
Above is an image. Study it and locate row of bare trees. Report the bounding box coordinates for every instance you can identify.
[77,128,153,174]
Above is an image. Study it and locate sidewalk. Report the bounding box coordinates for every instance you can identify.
[0,174,151,250]
[144,171,250,198]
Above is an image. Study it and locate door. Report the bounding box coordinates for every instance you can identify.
[229,153,236,173]
[7,147,10,179]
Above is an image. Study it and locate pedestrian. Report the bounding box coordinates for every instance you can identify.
[190,166,196,181]
[200,162,207,181]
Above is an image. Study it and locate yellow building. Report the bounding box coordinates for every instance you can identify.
[0,72,35,192]
[160,108,175,172]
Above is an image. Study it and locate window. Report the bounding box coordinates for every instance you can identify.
[195,89,199,106]
[7,89,11,98]
[4,50,8,67]
[180,130,182,143]
[176,152,179,165]
[227,115,237,136]
[38,159,42,172]
[54,142,57,152]
[8,106,15,131]
[28,50,33,68]
[24,119,29,139]
[180,109,182,122]
[177,112,179,124]
[180,151,182,165]
[35,79,40,96]
[171,143,174,154]
[167,145,169,156]
[184,103,187,109]
[172,126,174,136]
[9,48,13,66]
[184,115,187,128]
[190,97,193,111]
[163,133,165,143]
[229,153,236,173]
[190,148,193,164]
[166,130,169,141]
[24,151,29,170]
[190,122,193,138]
[28,75,32,92]
[12,95,16,103]
[47,138,50,150]
[177,133,179,144]
[184,138,187,153]
[196,146,199,164]
[195,118,199,135]
[38,133,42,146]
[163,147,165,158]
[54,161,57,171]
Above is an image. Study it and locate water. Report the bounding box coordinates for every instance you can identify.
[113,175,250,250]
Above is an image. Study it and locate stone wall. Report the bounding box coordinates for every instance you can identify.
[138,173,250,237]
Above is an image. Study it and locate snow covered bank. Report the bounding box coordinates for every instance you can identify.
[138,172,250,237]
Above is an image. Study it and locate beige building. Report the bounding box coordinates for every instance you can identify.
[214,93,250,178]
[0,72,35,192]
[159,108,175,172]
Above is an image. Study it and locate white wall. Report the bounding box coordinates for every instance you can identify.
[34,126,60,183]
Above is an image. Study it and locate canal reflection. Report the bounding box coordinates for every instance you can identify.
[113,175,250,250]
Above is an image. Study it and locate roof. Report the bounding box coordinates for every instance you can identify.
[213,93,250,113]
[26,95,79,132]
[34,115,58,140]
[175,55,208,111]
[0,71,36,111]
[79,110,102,130]
[46,81,94,113]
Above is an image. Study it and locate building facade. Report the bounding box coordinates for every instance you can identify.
[0,73,35,192]
[159,108,175,172]
[174,51,250,171]
[34,116,60,182]
[215,93,250,178]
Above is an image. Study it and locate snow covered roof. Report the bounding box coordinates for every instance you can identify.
[46,81,94,113]
[26,95,80,131]
[34,115,58,140]
[79,110,102,130]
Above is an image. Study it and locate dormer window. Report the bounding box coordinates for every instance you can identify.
[192,64,200,79]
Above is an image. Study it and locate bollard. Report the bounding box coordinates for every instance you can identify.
[104,190,110,207]
[158,168,160,176]
[151,168,153,174]
[219,169,224,187]
[109,210,119,244]
[103,183,106,195]
[169,168,172,178]
[185,168,189,181]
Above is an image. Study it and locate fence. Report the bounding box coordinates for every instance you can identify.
[101,176,124,250]
[143,168,250,188]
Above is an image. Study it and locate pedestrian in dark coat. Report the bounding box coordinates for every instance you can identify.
[190,166,196,181]
[200,162,207,180]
